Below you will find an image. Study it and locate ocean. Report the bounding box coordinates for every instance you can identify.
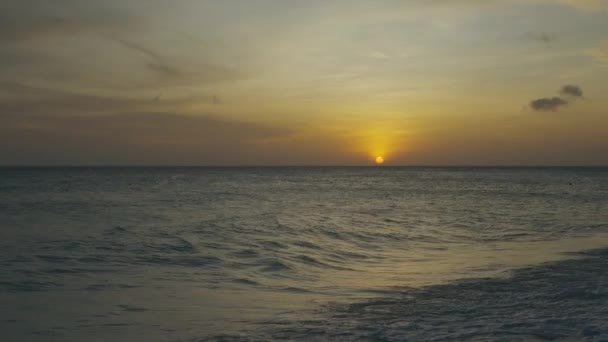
[1,167,607,341]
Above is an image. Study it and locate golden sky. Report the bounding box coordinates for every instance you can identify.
[1,0,607,165]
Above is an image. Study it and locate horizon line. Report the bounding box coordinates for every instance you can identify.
[1,165,607,168]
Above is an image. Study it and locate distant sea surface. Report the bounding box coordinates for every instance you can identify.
[1,167,608,341]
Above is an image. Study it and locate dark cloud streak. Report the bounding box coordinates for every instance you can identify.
[112,38,244,85]
[529,85,584,112]
[0,3,244,93]
[527,32,557,44]
[113,38,182,78]
[530,97,568,111]
[561,85,583,98]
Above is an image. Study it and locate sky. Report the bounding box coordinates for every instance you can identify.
[1,0,607,166]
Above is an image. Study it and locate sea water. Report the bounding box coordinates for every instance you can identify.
[1,167,607,341]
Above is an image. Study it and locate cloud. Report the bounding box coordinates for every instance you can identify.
[0,111,292,165]
[527,32,558,44]
[418,0,608,12]
[0,81,147,116]
[113,38,181,78]
[0,81,220,116]
[0,3,244,93]
[0,1,131,44]
[529,84,585,111]
[112,38,244,86]
[0,17,122,43]
[561,84,584,97]
[557,0,608,11]
[530,97,568,111]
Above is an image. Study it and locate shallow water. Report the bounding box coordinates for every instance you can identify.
[1,167,607,341]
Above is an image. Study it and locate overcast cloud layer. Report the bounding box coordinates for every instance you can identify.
[1,0,607,165]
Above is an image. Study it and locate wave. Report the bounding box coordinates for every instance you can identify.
[206,248,608,341]
[3,167,608,341]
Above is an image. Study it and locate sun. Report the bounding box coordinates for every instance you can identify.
[375,156,385,165]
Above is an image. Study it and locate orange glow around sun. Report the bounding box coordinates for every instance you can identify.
[375,156,385,165]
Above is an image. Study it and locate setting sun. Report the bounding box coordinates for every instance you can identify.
[375,156,385,165]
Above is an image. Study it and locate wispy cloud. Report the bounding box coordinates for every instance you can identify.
[112,38,244,86]
[0,82,219,116]
[113,38,181,78]
[527,32,558,44]
[419,0,608,12]
[0,4,130,44]
[589,41,608,62]
[557,0,608,12]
